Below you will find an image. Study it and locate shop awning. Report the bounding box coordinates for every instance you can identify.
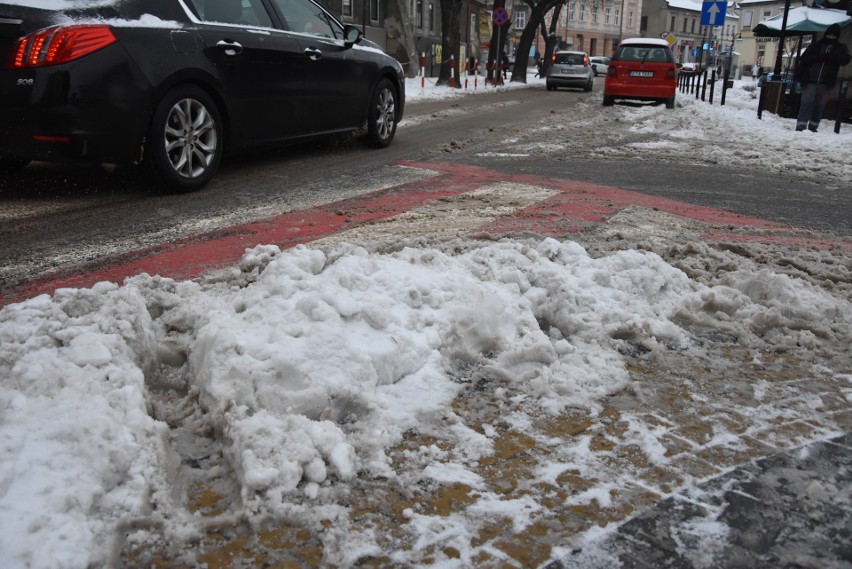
[752,7,851,37]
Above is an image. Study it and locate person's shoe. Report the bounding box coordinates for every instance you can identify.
[808,125,818,132]
[796,125,806,131]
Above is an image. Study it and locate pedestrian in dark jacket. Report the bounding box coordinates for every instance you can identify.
[795,23,851,132]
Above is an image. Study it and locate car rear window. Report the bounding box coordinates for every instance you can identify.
[554,53,585,65]
[614,46,672,63]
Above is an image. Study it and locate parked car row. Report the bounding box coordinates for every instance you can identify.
[0,0,406,192]
[545,39,677,110]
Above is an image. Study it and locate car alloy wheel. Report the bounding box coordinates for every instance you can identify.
[149,85,222,192]
[367,78,397,148]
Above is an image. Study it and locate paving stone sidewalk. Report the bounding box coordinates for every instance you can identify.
[123,340,851,568]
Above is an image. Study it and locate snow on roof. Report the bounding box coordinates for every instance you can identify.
[1,0,118,7]
[666,0,739,17]
[621,37,672,46]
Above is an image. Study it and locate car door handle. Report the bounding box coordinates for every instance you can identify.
[216,40,243,56]
[304,47,322,61]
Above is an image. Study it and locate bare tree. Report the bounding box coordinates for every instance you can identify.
[511,0,565,82]
[436,0,465,86]
[510,0,612,83]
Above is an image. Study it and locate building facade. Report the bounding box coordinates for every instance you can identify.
[530,0,644,58]
[640,0,739,68]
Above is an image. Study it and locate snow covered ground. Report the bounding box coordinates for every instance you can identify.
[1,73,850,568]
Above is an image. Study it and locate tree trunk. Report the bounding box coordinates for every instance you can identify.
[539,3,563,80]
[510,0,565,83]
[389,0,422,77]
[436,0,464,86]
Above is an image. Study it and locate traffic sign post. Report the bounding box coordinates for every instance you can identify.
[492,7,509,26]
[490,7,509,86]
[700,1,726,27]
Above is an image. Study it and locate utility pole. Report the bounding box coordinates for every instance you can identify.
[773,0,792,75]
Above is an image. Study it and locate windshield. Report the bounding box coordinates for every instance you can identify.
[554,53,585,66]
[615,46,672,63]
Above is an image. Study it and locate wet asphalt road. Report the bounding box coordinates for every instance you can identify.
[1,84,848,295]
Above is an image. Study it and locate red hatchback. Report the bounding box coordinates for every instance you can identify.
[603,38,677,109]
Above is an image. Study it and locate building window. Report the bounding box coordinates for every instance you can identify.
[416,0,422,28]
[691,19,695,33]
[370,0,378,22]
[579,6,586,22]
[592,8,598,24]
[343,0,351,17]
[614,9,620,25]
[516,10,526,28]
[569,5,576,21]
[428,2,434,31]
[682,17,687,32]
[640,15,647,31]
[743,11,753,29]
[629,10,634,28]
[670,16,676,31]
[605,7,611,24]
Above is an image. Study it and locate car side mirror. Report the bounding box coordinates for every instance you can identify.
[343,25,362,47]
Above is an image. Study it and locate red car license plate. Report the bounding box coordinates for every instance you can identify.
[629,70,654,78]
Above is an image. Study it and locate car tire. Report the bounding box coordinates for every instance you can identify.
[584,78,593,92]
[665,95,676,109]
[148,85,222,193]
[0,157,30,173]
[366,78,397,148]
[602,94,614,106]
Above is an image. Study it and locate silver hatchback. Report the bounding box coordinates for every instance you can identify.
[546,51,594,92]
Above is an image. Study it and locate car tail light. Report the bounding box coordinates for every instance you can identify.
[583,55,589,67]
[12,25,116,68]
[607,66,617,78]
[666,68,675,80]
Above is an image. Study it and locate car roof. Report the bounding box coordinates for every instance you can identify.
[619,38,670,47]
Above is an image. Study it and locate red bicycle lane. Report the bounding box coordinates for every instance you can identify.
[2,161,846,308]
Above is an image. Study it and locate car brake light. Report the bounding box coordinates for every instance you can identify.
[12,25,116,68]
[607,66,617,77]
[666,68,675,80]
[583,55,589,67]
[33,135,71,143]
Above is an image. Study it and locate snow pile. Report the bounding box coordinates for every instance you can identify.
[2,238,850,567]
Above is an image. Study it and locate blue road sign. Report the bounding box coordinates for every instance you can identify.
[700,1,726,27]
[492,7,509,26]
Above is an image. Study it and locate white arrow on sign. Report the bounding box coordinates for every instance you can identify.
[707,3,721,25]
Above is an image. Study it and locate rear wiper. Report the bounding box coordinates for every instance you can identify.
[641,50,650,64]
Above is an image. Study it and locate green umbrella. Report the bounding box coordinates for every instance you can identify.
[753,6,851,37]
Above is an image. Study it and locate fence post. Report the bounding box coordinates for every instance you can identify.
[709,69,716,104]
[835,79,848,134]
